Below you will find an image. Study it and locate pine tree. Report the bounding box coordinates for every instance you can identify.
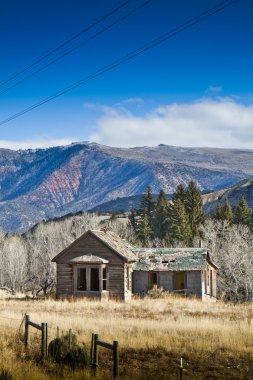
[173,184,187,203]
[215,199,233,225]
[233,197,252,225]
[153,189,170,239]
[184,180,204,240]
[140,186,155,221]
[170,199,191,245]
[214,204,223,220]
[128,208,138,231]
[137,209,152,245]
[140,186,155,234]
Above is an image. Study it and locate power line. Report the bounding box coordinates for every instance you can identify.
[0,0,239,127]
[0,0,134,88]
[0,0,153,96]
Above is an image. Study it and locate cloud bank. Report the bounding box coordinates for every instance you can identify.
[89,98,253,149]
[0,138,74,150]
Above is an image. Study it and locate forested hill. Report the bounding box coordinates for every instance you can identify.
[0,142,253,232]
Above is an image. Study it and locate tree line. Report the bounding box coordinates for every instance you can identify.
[129,181,204,246]
[214,197,253,227]
[129,181,253,246]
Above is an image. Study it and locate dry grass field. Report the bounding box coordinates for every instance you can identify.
[0,294,253,379]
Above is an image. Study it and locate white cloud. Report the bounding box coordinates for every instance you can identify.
[89,98,253,149]
[0,138,74,150]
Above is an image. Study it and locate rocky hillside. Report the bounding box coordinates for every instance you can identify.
[203,179,253,214]
[0,142,253,232]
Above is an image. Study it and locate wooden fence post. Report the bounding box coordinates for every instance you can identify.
[93,334,99,374]
[180,357,183,380]
[41,323,48,358]
[90,333,94,366]
[56,326,60,339]
[25,314,30,348]
[113,340,119,379]
[68,328,72,350]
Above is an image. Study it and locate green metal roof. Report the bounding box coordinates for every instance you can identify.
[132,248,208,271]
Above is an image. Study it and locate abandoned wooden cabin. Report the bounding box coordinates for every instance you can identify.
[52,229,218,300]
[52,229,137,300]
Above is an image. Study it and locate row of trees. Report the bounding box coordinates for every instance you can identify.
[129,181,204,246]
[214,197,253,227]
[129,181,253,246]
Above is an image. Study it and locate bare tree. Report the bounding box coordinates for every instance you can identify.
[200,219,253,301]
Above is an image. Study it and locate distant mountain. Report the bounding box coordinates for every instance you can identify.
[89,195,144,213]
[203,179,253,214]
[0,142,253,232]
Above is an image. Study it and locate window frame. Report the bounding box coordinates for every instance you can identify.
[74,264,108,294]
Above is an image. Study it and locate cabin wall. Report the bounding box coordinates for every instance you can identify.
[203,264,217,299]
[159,272,174,290]
[57,233,123,264]
[56,263,73,298]
[133,270,203,298]
[132,271,176,293]
[132,271,150,294]
[55,233,126,299]
[186,271,202,297]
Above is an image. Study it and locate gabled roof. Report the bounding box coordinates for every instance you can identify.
[133,248,217,271]
[52,229,138,263]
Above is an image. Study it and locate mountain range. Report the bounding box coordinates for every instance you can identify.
[0,142,253,232]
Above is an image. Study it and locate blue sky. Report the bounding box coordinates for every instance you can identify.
[0,0,253,149]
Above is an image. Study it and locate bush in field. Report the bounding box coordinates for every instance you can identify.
[147,286,165,298]
[0,370,13,380]
[48,333,89,369]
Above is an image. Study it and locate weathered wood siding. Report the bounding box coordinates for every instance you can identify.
[132,271,149,294]
[160,272,174,290]
[186,271,202,297]
[55,232,126,299]
[56,263,73,297]
[202,264,217,299]
[133,270,203,298]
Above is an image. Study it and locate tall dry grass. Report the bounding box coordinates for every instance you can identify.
[0,295,252,379]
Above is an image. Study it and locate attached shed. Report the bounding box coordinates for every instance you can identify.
[132,248,218,299]
[52,229,137,300]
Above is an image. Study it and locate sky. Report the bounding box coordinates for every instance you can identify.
[0,0,253,150]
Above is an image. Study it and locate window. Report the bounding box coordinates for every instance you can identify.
[102,267,107,291]
[90,268,100,291]
[77,268,87,291]
[75,265,108,293]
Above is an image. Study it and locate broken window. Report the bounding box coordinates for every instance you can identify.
[77,268,87,291]
[90,268,100,291]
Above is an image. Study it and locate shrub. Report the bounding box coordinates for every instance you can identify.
[146,286,165,298]
[0,370,13,380]
[48,333,89,369]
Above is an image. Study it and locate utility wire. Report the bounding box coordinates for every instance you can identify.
[0,0,239,127]
[0,0,153,96]
[0,0,134,88]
